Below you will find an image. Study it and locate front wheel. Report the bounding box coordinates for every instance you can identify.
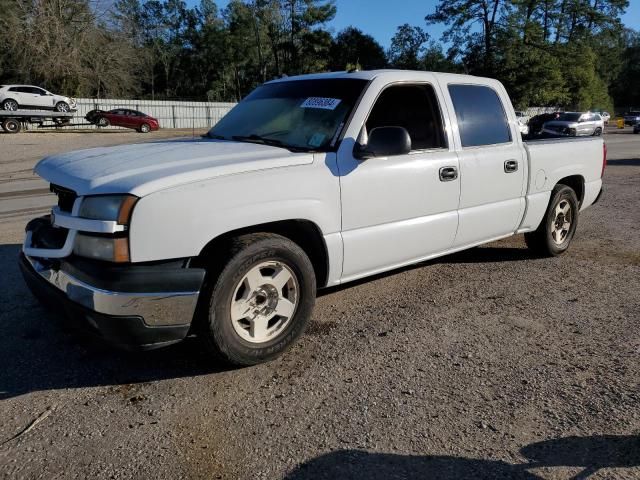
[54,102,70,112]
[525,185,579,257]
[593,127,602,136]
[199,233,316,366]
[96,117,110,127]
[139,123,150,133]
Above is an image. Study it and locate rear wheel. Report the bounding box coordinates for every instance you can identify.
[525,185,579,257]
[2,119,22,134]
[199,233,316,366]
[2,99,18,111]
[54,102,70,112]
[139,123,150,133]
[96,117,110,127]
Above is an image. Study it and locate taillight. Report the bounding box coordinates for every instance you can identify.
[601,142,607,178]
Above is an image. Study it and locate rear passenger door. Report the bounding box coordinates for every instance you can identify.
[9,87,30,108]
[444,83,526,247]
[110,109,127,127]
[338,81,460,281]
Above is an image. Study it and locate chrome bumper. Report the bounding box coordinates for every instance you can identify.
[23,254,201,327]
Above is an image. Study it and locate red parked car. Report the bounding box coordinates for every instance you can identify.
[86,108,159,133]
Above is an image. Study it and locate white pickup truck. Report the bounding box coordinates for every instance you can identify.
[21,70,606,365]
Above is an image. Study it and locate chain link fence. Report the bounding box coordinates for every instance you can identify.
[74,98,237,130]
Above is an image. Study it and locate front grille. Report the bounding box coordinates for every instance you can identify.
[26,216,69,249]
[50,184,77,212]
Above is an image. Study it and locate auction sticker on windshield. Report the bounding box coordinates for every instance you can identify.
[301,97,342,110]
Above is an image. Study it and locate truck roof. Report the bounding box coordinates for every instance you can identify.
[266,69,494,85]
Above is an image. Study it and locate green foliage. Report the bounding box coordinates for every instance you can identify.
[612,30,640,108]
[428,0,632,110]
[388,24,429,69]
[0,0,634,109]
[329,27,387,71]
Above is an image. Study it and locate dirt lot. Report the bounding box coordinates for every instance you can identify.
[0,128,638,479]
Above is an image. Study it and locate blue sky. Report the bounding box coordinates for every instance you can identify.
[197,0,639,49]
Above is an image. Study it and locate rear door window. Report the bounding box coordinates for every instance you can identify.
[448,84,512,147]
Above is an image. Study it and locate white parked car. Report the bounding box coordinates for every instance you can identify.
[0,85,77,112]
[21,70,605,366]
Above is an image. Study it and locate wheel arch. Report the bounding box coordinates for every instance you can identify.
[194,219,330,288]
[556,175,585,206]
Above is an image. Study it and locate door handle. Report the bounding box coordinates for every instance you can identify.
[504,160,519,173]
[439,166,458,182]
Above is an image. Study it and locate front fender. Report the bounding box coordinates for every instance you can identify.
[128,160,341,263]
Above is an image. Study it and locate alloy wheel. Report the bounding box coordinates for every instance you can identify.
[552,200,572,245]
[230,261,299,344]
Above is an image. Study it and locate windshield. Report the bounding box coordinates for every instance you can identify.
[209,78,368,151]
[557,113,582,122]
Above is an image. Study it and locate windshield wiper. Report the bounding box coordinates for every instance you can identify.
[232,134,314,152]
[231,134,287,147]
[206,133,227,140]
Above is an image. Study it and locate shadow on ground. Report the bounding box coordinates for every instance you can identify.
[286,435,640,479]
[0,243,228,400]
[0,241,540,399]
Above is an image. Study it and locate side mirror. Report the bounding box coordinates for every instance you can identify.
[354,126,412,160]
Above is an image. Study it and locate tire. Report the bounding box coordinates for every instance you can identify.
[54,102,70,112]
[593,127,602,136]
[2,119,22,134]
[139,123,150,133]
[96,117,110,127]
[199,233,316,366]
[2,99,19,111]
[525,185,579,257]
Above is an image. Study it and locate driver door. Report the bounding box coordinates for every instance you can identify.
[337,81,460,282]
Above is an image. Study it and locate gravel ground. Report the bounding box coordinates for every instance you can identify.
[0,128,638,479]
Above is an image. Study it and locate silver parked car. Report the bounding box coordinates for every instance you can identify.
[542,112,604,137]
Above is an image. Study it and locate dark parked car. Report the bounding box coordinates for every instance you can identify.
[634,123,640,134]
[86,108,159,133]
[624,111,640,126]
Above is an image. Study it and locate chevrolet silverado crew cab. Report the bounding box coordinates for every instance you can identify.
[20,70,606,366]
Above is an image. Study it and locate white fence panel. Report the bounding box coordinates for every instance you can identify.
[74,98,236,130]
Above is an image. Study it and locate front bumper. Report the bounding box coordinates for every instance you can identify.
[19,253,205,350]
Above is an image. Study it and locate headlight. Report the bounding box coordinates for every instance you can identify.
[79,195,138,225]
[74,234,130,262]
[75,195,137,262]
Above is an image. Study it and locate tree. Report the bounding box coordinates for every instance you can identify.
[388,24,429,70]
[328,27,387,71]
[421,42,463,73]
[426,0,507,73]
[611,29,640,109]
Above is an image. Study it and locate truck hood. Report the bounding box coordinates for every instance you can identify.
[35,139,314,197]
